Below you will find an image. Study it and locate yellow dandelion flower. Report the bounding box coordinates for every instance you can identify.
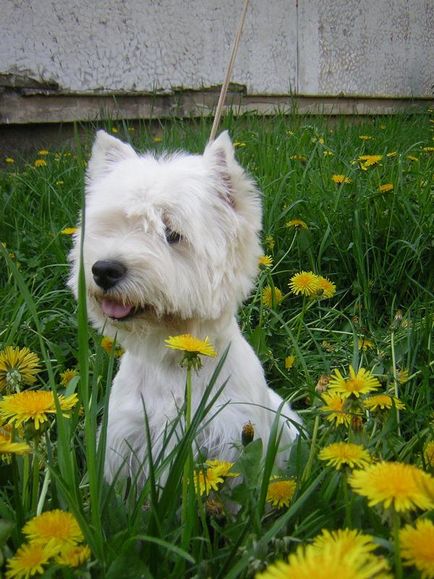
[319,442,371,470]
[346,366,381,396]
[348,461,434,512]
[358,337,374,351]
[290,154,307,162]
[328,367,346,388]
[266,479,297,509]
[359,155,383,165]
[332,174,352,184]
[0,390,79,430]
[359,135,373,141]
[423,440,434,469]
[285,355,296,370]
[56,544,91,568]
[407,155,419,162]
[206,459,239,479]
[258,255,273,267]
[60,227,78,235]
[100,336,124,357]
[329,366,381,398]
[261,286,283,308]
[5,157,15,164]
[164,334,216,358]
[400,519,434,578]
[0,346,41,392]
[0,430,31,457]
[37,149,49,156]
[378,183,394,193]
[233,141,247,148]
[315,276,336,299]
[422,146,434,152]
[323,150,334,157]
[386,151,398,158]
[311,528,377,557]
[193,464,225,496]
[255,541,389,579]
[289,271,320,297]
[286,218,308,230]
[363,394,405,411]
[153,135,162,143]
[264,235,275,251]
[320,392,355,427]
[34,159,47,168]
[6,542,58,579]
[111,127,119,134]
[23,509,84,548]
[358,155,383,170]
[60,369,78,386]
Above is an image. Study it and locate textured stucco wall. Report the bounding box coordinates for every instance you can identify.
[298,0,434,98]
[0,0,433,98]
[0,0,296,95]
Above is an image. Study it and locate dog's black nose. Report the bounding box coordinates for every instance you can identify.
[92,260,127,291]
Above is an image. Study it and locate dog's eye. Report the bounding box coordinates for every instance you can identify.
[165,227,182,245]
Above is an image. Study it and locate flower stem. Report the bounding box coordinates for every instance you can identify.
[296,297,307,345]
[22,453,30,512]
[302,414,320,483]
[185,366,192,430]
[392,507,403,579]
[37,468,50,515]
[31,450,40,513]
[390,330,401,435]
[343,472,351,528]
[182,365,193,539]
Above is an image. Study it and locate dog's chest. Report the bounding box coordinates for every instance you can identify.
[108,352,188,423]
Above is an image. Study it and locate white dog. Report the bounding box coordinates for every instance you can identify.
[69,130,301,484]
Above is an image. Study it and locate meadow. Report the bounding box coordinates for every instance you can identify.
[0,111,433,578]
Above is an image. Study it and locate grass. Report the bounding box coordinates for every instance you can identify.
[0,111,433,578]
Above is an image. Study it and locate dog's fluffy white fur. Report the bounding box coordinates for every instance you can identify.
[69,130,301,483]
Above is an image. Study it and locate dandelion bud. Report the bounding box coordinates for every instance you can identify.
[242,421,255,446]
[321,340,334,353]
[351,415,364,432]
[315,375,330,394]
[205,497,226,523]
[391,309,403,330]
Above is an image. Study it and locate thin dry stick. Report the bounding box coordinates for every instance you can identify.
[209,0,250,143]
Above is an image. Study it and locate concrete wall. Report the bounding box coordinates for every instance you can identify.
[0,0,433,124]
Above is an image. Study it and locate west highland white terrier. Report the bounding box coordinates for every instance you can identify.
[69,130,301,484]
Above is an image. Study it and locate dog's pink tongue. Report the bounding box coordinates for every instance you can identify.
[101,299,133,319]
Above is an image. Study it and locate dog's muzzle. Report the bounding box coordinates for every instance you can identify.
[92,260,127,291]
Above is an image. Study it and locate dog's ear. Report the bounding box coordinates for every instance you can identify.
[203,131,238,206]
[204,131,258,214]
[204,130,236,165]
[87,130,137,183]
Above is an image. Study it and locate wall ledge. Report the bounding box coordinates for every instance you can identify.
[1,89,432,125]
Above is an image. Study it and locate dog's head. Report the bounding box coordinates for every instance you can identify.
[68,130,262,337]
